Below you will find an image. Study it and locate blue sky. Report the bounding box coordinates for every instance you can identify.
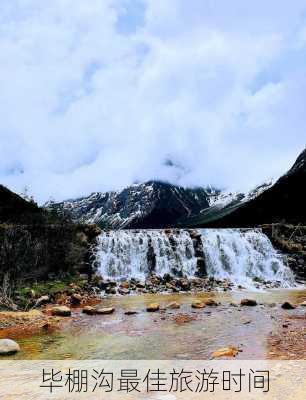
[0,0,306,203]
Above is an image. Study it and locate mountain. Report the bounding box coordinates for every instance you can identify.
[179,181,274,227]
[46,148,306,229]
[0,184,45,224]
[191,148,306,227]
[47,181,210,229]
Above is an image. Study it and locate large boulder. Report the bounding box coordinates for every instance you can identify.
[124,310,138,315]
[51,306,71,317]
[0,339,20,355]
[146,303,160,312]
[166,302,180,310]
[191,300,205,309]
[204,298,219,306]
[240,299,257,307]
[212,346,238,358]
[35,295,50,307]
[70,293,82,305]
[82,306,96,315]
[281,302,296,310]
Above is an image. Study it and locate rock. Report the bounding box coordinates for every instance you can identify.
[105,287,117,295]
[166,302,180,310]
[120,282,130,289]
[51,306,71,317]
[191,300,205,309]
[82,306,96,315]
[71,293,82,305]
[212,346,239,358]
[281,301,296,310]
[204,298,218,306]
[124,310,138,315]
[166,283,177,291]
[118,288,130,295]
[91,274,103,286]
[299,301,306,307]
[179,279,190,291]
[162,273,172,283]
[240,299,257,306]
[35,295,50,307]
[0,339,20,355]
[146,303,160,312]
[230,302,238,307]
[96,307,115,315]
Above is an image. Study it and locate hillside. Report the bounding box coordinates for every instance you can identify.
[0,185,45,224]
[47,181,210,229]
[192,149,306,227]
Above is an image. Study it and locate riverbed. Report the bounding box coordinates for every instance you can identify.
[1,288,305,360]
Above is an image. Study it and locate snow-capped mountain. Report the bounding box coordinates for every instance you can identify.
[179,180,275,227]
[193,148,306,227]
[48,147,306,230]
[46,181,211,229]
[206,180,275,208]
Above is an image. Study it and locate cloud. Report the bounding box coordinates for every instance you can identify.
[0,0,306,203]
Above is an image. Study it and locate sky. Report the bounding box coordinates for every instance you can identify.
[0,0,306,203]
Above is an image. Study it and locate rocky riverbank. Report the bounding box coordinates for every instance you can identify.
[1,289,305,359]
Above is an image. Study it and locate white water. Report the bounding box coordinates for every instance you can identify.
[200,229,295,288]
[96,230,197,280]
[95,229,295,288]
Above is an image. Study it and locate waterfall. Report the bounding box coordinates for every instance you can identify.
[96,230,197,280]
[200,229,295,288]
[95,229,295,288]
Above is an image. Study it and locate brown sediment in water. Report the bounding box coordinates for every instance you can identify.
[172,313,197,325]
[268,311,306,360]
[0,310,61,340]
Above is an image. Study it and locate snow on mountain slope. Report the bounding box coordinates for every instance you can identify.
[46,178,275,229]
[207,180,275,208]
[46,181,210,229]
[179,180,275,227]
[194,148,306,227]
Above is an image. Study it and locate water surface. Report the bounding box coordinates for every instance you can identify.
[4,289,305,360]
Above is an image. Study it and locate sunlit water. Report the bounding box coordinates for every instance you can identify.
[4,289,306,360]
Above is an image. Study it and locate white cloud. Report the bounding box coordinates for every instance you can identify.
[0,0,306,203]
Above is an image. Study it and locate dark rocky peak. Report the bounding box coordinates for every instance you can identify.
[285,148,306,176]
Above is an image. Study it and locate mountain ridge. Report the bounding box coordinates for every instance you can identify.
[46,180,211,229]
[45,148,306,228]
[192,148,306,227]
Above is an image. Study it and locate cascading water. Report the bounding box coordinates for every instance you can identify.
[96,230,197,280]
[200,229,295,288]
[95,229,295,288]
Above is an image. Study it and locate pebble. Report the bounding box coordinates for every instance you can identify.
[96,307,115,315]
